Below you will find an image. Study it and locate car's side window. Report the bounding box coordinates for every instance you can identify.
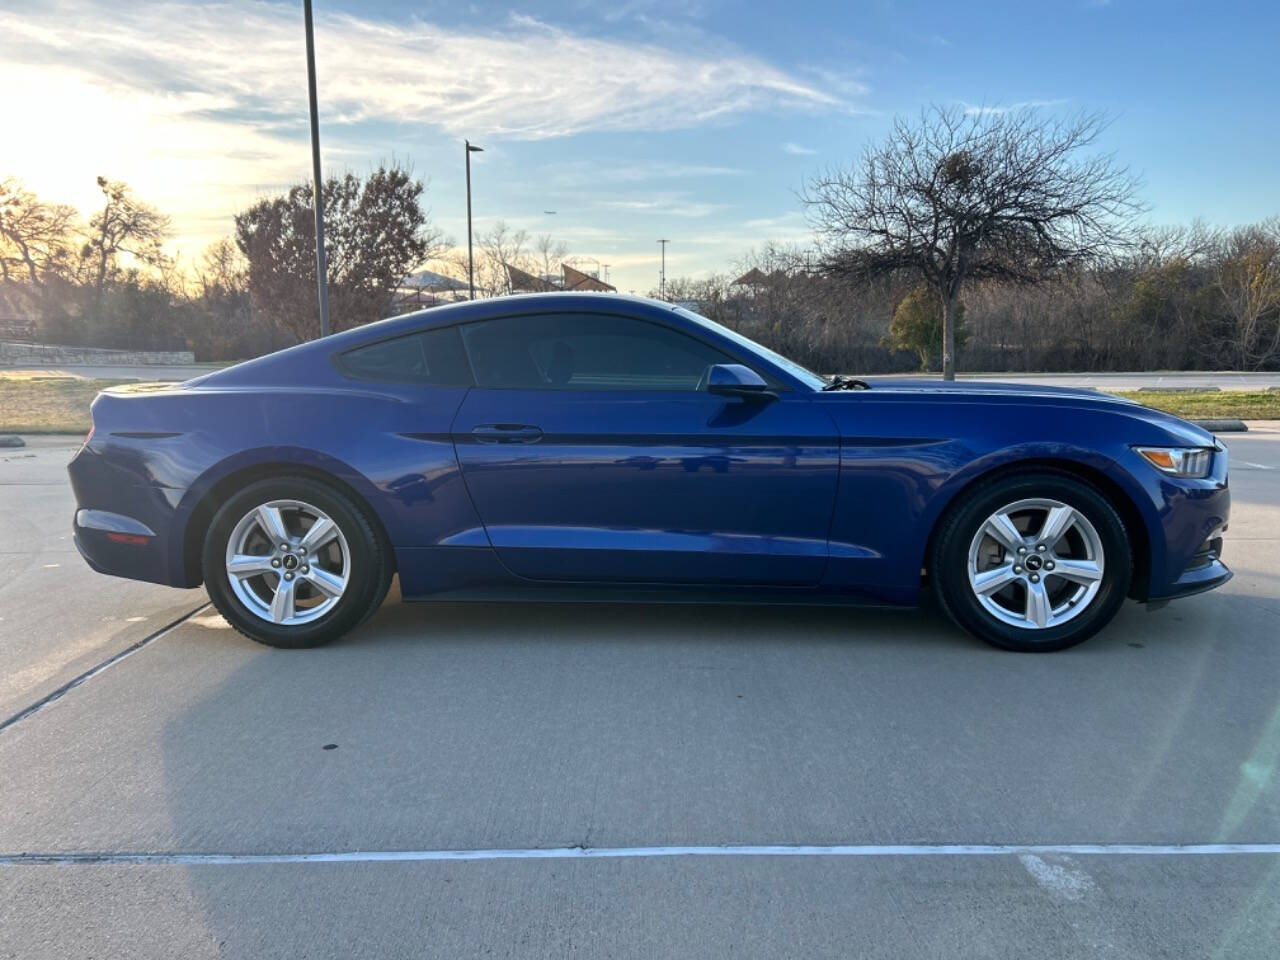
[459,312,736,391]
[338,326,474,386]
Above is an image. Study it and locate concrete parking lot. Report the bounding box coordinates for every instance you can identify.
[2,428,1279,958]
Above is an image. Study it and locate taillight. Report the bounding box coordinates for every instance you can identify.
[81,425,95,449]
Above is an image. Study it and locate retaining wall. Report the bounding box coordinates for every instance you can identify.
[0,340,195,365]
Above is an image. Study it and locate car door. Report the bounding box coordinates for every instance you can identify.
[449,309,840,585]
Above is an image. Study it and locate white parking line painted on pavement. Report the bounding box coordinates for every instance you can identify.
[4,843,1280,867]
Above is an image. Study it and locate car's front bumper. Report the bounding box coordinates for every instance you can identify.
[1124,437,1232,602]
[1151,537,1232,602]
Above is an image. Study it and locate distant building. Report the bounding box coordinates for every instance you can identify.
[389,268,470,312]
[506,261,617,294]
[731,267,769,287]
[504,263,557,293]
[391,258,618,314]
[560,263,614,292]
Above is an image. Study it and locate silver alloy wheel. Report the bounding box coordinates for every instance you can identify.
[967,497,1105,630]
[224,499,350,626]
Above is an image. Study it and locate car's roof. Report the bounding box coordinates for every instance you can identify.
[192,294,712,389]
[371,292,680,337]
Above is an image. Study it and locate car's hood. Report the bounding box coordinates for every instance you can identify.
[828,377,1215,446]
[853,377,1127,403]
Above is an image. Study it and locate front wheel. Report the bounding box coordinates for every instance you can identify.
[931,472,1132,652]
[202,477,392,648]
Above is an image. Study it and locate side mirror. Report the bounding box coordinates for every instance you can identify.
[703,363,775,399]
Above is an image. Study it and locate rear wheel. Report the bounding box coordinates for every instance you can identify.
[202,477,392,648]
[931,472,1132,652]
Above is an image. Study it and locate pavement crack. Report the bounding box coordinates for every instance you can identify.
[0,602,210,736]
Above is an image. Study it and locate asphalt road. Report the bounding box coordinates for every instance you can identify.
[1,428,1278,958]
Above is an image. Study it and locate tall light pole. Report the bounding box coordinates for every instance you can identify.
[303,0,330,337]
[466,140,483,299]
[658,239,669,299]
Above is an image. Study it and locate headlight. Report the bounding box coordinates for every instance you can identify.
[1134,446,1214,478]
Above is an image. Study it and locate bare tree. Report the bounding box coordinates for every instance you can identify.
[533,233,568,283]
[0,178,78,286]
[1132,221,1218,271]
[1215,220,1280,369]
[475,220,531,296]
[804,105,1142,378]
[83,176,171,296]
[195,238,248,300]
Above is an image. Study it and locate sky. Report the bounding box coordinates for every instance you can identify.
[3,0,1279,294]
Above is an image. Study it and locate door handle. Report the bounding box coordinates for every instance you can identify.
[471,423,544,443]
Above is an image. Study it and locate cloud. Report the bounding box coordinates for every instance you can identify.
[596,196,728,218]
[1,1,847,142]
[799,66,871,103]
[782,142,817,155]
[540,160,746,187]
[961,99,1070,116]
[0,0,857,259]
[693,211,813,247]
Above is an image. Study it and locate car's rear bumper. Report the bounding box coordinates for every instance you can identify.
[69,444,191,588]
[73,509,175,587]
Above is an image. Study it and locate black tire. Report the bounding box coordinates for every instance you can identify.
[930,471,1132,652]
[202,476,393,648]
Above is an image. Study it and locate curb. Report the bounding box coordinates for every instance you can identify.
[1191,419,1248,433]
[0,435,25,447]
[1138,386,1221,393]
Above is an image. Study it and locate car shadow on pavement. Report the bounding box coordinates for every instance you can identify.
[143,581,1280,955]
[342,582,969,652]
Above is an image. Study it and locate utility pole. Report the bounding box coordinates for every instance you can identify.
[303,0,330,338]
[658,239,669,299]
[466,140,483,299]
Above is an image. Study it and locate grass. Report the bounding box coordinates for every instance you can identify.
[0,373,134,434]
[1112,391,1280,420]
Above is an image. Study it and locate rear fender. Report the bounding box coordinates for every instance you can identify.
[170,447,391,588]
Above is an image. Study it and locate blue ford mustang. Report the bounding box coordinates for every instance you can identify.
[69,293,1231,651]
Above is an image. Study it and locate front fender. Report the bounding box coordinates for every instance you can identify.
[913,442,1167,590]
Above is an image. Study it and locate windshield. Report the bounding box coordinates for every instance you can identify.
[673,306,829,391]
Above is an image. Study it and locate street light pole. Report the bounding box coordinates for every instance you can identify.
[658,239,669,299]
[466,140,484,299]
[303,0,330,338]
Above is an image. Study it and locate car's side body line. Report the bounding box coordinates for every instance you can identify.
[68,294,1231,619]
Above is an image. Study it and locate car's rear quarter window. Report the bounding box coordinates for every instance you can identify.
[337,326,473,385]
